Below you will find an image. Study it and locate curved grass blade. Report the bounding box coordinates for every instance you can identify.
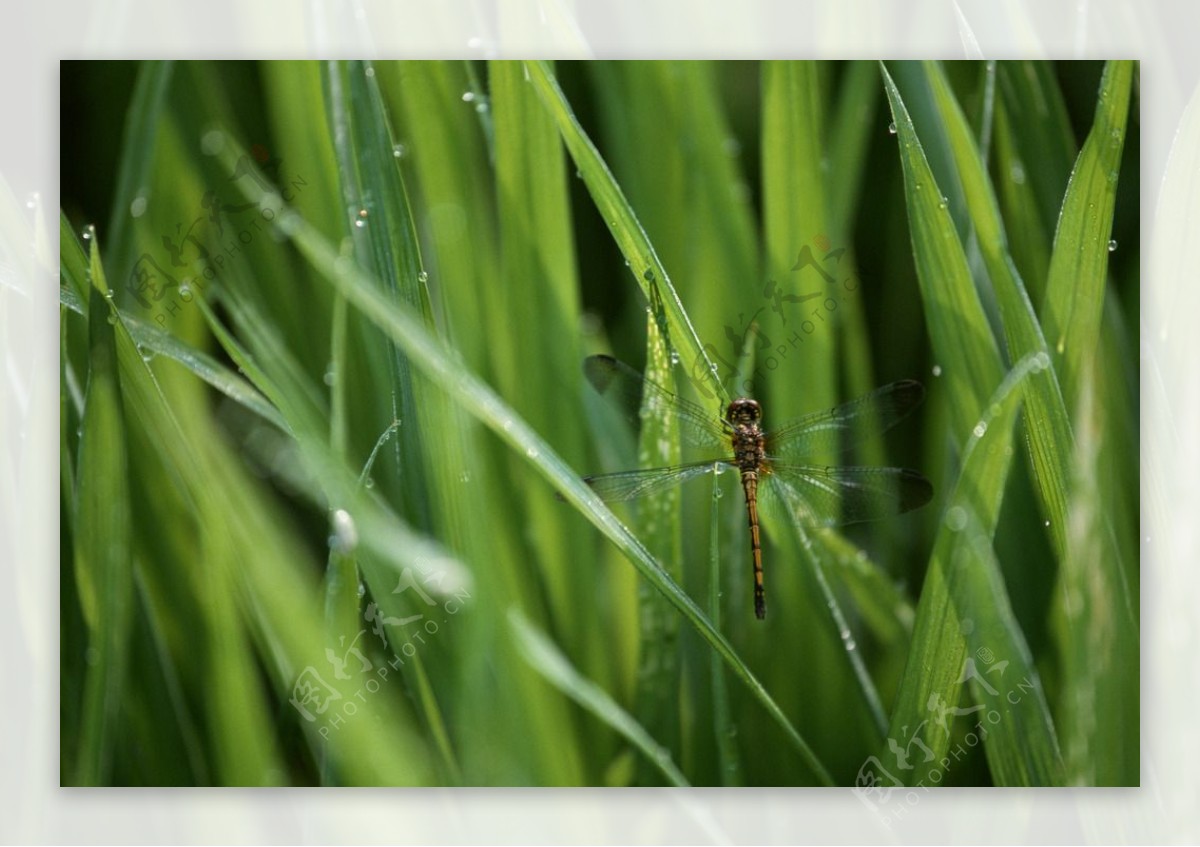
[1041,60,1134,407]
[524,60,727,405]
[103,60,173,303]
[260,197,834,785]
[881,63,1004,443]
[921,60,1074,561]
[509,610,690,788]
[880,353,1063,786]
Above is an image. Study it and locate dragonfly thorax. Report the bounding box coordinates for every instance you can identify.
[726,397,762,428]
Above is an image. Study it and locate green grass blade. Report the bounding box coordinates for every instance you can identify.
[259,193,834,784]
[509,610,690,787]
[71,241,135,785]
[60,211,90,309]
[103,60,173,303]
[1053,362,1140,785]
[1041,60,1134,407]
[524,60,727,404]
[59,288,288,433]
[881,63,1004,442]
[708,475,740,785]
[629,295,685,778]
[921,60,1074,560]
[761,61,836,421]
[882,353,1061,785]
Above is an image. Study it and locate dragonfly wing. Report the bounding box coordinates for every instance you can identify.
[584,460,733,502]
[584,354,730,451]
[762,463,934,527]
[766,380,925,462]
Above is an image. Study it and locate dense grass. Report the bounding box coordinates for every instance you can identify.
[59,60,1139,787]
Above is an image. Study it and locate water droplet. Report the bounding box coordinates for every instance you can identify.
[1055,339,1065,355]
[417,270,429,284]
[475,102,489,114]
[972,421,988,438]
[1107,239,1118,252]
[106,313,117,325]
[462,91,476,103]
[931,364,942,377]
[330,508,359,553]
[323,367,336,386]
[392,143,407,158]
[960,617,975,635]
[458,470,473,484]
[945,505,967,532]
[669,350,680,365]
[642,268,655,282]
[526,446,539,458]
[1044,520,1051,527]
[357,581,367,598]
[130,195,148,218]
[915,182,922,191]
[364,476,375,489]
[938,196,948,210]
[1009,162,1026,184]
[365,66,375,78]
[1033,351,1052,370]
[82,229,92,240]
[502,419,514,432]
[179,284,191,298]
[888,122,898,135]
[201,129,226,155]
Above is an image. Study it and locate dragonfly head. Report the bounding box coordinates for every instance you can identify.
[725,397,761,427]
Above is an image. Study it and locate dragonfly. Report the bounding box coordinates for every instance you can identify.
[579,355,933,620]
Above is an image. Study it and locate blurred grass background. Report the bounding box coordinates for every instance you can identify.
[59,60,1138,787]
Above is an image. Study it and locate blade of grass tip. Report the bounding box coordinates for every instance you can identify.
[103,61,173,301]
[922,60,1075,560]
[324,59,433,531]
[259,197,833,785]
[828,60,881,241]
[1041,60,1133,409]
[881,63,1004,443]
[509,610,690,787]
[709,472,741,786]
[71,236,135,785]
[880,352,1059,786]
[55,292,290,435]
[523,59,727,405]
[60,211,90,309]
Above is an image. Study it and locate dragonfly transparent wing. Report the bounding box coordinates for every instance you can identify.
[765,380,925,463]
[760,462,934,527]
[584,355,730,451]
[584,460,735,502]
